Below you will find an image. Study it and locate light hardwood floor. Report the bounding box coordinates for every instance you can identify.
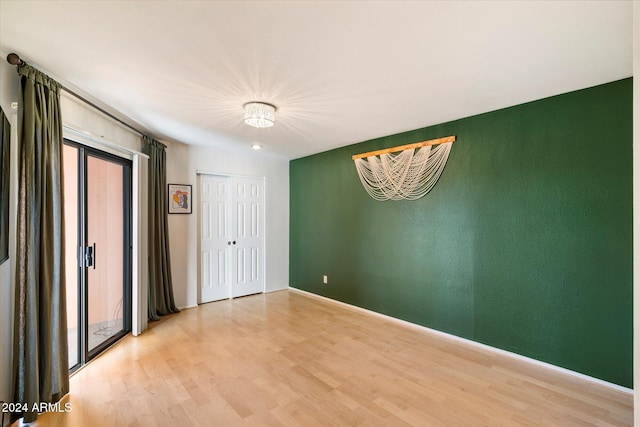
[29,290,632,426]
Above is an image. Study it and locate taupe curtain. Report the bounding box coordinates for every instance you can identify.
[11,64,69,424]
[0,108,10,264]
[145,136,179,320]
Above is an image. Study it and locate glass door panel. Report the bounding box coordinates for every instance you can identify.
[86,155,125,353]
[64,141,131,372]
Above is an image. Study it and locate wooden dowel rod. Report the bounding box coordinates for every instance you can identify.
[352,135,456,160]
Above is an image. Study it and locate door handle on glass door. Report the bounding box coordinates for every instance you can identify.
[85,245,93,268]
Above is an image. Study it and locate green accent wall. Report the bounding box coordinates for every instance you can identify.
[289,78,633,388]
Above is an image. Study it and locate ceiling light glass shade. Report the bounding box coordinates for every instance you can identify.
[244,102,276,128]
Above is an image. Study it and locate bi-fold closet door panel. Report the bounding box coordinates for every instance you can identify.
[200,174,264,303]
[231,177,264,298]
[200,175,231,303]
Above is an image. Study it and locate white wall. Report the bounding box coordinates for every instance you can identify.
[166,142,290,309]
[0,57,20,420]
[165,139,191,308]
[60,92,144,154]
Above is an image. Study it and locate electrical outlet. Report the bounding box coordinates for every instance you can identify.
[323,275,328,284]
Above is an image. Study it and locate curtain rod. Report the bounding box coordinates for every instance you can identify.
[352,136,456,160]
[6,52,145,138]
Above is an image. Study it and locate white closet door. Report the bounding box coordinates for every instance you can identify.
[200,175,231,303]
[231,177,264,298]
[200,175,264,303]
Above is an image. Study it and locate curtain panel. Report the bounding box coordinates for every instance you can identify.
[145,136,179,320]
[11,64,69,424]
[0,109,10,264]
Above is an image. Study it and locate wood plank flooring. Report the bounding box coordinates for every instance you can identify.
[29,290,632,426]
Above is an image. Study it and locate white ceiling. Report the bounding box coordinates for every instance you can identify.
[0,1,633,160]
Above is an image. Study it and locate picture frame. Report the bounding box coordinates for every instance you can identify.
[168,184,192,214]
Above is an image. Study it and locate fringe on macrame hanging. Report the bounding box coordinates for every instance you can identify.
[352,136,455,201]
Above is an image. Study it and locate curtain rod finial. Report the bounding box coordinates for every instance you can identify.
[7,53,24,66]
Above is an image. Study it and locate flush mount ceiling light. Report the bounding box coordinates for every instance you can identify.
[243,102,276,128]
[251,143,263,150]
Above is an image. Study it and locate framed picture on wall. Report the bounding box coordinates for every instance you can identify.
[168,184,192,214]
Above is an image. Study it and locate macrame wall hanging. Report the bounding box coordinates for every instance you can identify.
[352,135,456,201]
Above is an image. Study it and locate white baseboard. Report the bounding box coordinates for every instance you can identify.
[288,287,633,395]
[177,304,198,310]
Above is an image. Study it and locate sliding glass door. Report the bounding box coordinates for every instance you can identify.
[64,141,132,372]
